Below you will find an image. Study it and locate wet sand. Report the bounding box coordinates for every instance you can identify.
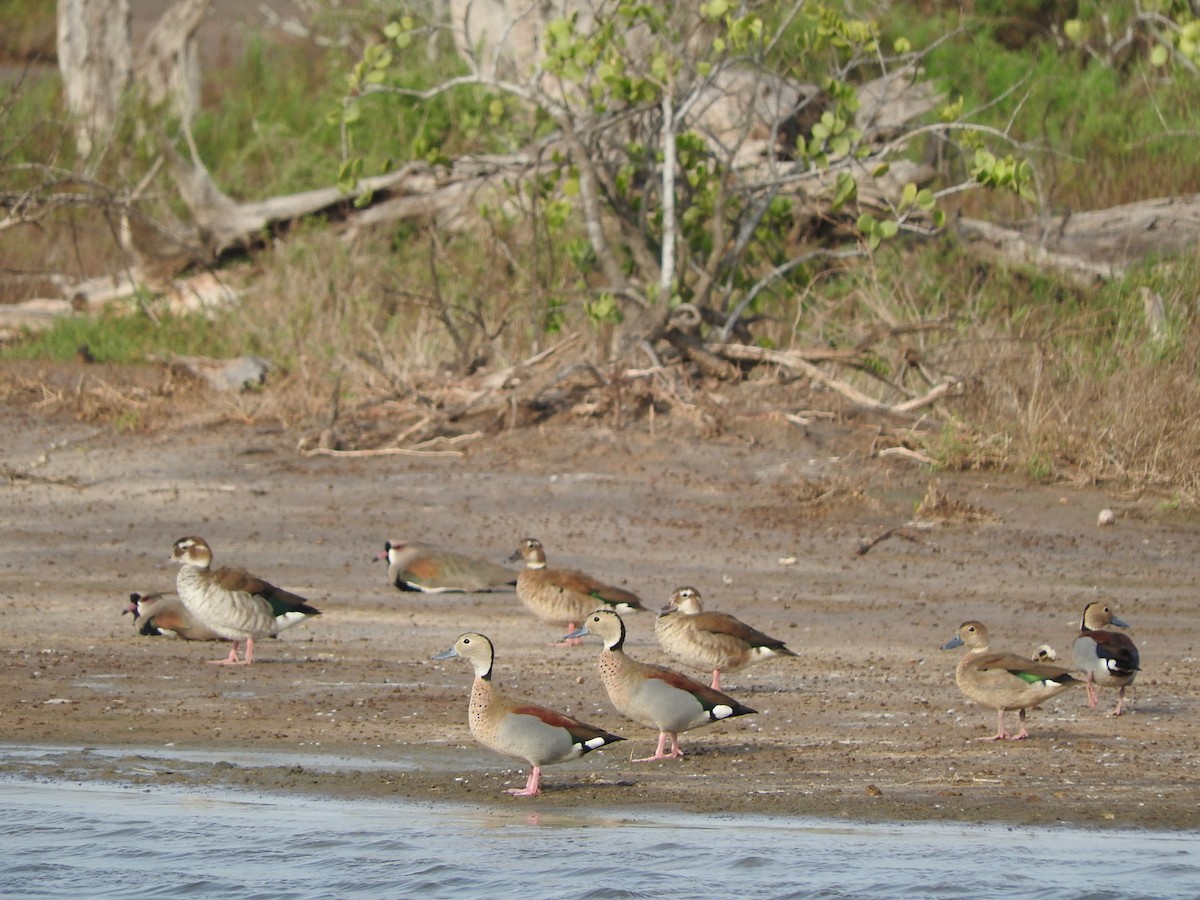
[2,382,1197,829]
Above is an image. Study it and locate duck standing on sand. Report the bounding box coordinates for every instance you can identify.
[433,632,624,796]
[171,536,321,665]
[508,538,646,645]
[942,620,1079,740]
[567,608,756,761]
[654,586,796,690]
[1072,601,1140,716]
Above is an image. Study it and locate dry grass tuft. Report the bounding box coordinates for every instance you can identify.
[915,480,994,523]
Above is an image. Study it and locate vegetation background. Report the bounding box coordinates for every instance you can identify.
[3,0,1200,501]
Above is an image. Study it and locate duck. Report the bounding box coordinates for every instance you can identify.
[654,586,797,690]
[1072,601,1140,716]
[565,608,757,761]
[377,540,518,593]
[170,536,321,665]
[432,632,624,796]
[124,591,224,641]
[508,538,647,645]
[941,620,1080,741]
[1032,643,1058,663]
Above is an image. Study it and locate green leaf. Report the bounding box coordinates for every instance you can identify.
[586,293,623,325]
[1150,44,1169,67]
[831,172,857,210]
[1062,19,1083,42]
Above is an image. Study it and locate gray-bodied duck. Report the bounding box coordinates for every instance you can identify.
[1072,601,1140,716]
[432,632,624,796]
[655,586,796,690]
[171,536,321,665]
[942,620,1079,740]
[508,538,647,645]
[567,608,756,761]
[377,540,517,593]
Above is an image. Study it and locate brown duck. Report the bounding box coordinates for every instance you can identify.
[942,620,1079,740]
[508,538,646,645]
[432,632,624,796]
[654,586,796,690]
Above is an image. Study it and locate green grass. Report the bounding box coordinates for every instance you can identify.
[0,308,237,364]
[0,0,55,62]
[881,1,1200,210]
[6,1,1200,498]
[189,31,517,199]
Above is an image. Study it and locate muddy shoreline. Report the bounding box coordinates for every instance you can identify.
[2,392,1197,831]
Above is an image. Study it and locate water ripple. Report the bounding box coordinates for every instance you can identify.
[1,778,1198,900]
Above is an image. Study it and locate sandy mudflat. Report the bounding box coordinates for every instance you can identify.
[2,369,1196,829]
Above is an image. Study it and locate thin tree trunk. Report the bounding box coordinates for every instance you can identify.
[57,0,132,157]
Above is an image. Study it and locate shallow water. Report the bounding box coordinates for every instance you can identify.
[2,776,1198,900]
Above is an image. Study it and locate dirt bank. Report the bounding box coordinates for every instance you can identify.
[1,363,1197,829]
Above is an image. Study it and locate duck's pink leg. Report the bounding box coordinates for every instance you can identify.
[209,642,243,665]
[507,767,542,796]
[978,709,1009,741]
[633,732,684,762]
[666,733,684,758]
[1008,708,1030,740]
[1110,687,1127,717]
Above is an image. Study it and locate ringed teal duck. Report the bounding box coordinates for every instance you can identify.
[433,632,624,796]
[654,586,796,690]
[566,608,756,761]
[508,538,647,645]
[942,620,1079,740]
[1072,601,1140,716]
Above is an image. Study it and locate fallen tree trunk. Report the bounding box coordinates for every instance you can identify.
[955,217,1120,287]
[1018,193,1200,265]
[956,193,1200,286]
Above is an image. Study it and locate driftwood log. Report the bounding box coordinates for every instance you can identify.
[957,193,1200,286]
